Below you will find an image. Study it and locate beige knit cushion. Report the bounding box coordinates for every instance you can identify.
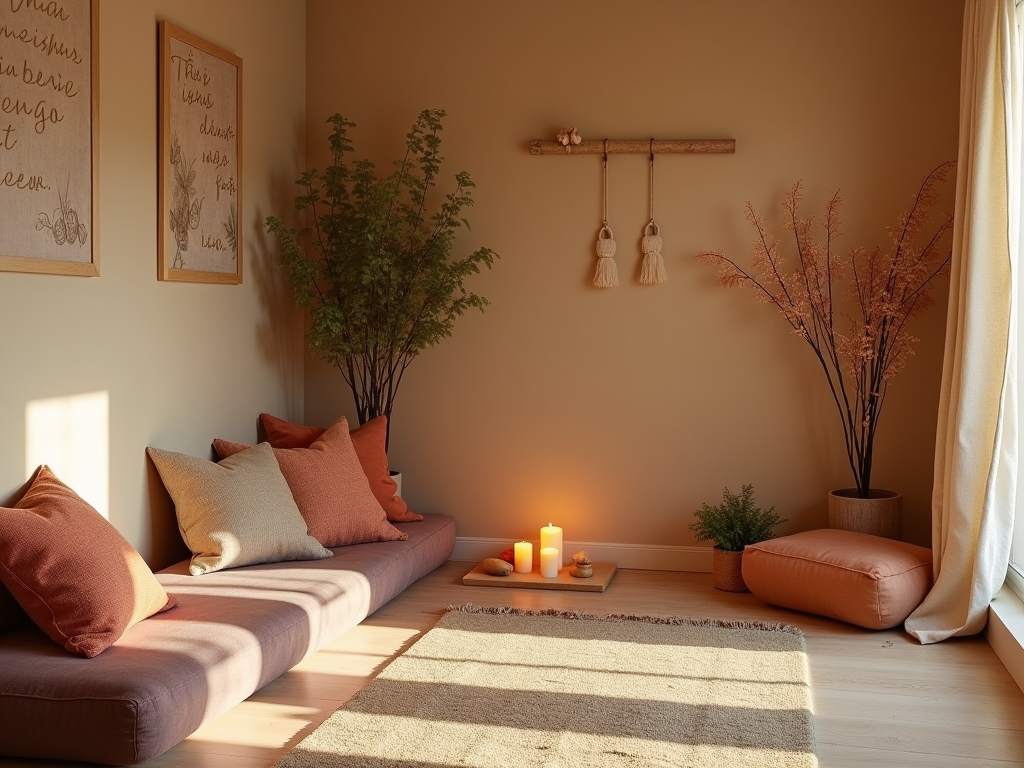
[213,417,407,548]
[147,442,332,576]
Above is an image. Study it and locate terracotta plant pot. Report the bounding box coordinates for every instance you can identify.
[712,546,749,592]
[828,488,902,540]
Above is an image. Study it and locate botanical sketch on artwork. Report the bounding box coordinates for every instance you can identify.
[223,206,237,261]
[158,23,241,283]
[169,133,203,269]
[36,177,89,248]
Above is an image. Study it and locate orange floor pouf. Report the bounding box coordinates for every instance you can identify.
[742,529,933,630]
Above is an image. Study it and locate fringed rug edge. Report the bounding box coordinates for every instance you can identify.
[443,603,805,636]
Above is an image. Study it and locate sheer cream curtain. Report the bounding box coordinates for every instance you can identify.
[905,0,1020,645]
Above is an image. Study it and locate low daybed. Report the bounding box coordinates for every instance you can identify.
[0,513,455,765]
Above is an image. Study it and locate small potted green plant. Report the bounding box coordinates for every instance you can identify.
[690,484,786,592]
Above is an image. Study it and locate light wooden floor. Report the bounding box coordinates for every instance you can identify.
[3,561,1024,768]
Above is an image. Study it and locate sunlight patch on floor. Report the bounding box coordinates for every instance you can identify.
[184,701,322,749]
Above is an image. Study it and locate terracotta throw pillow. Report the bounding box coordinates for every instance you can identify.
[259,412,423,523]
[214,417,409,547]
[0,466,176,658]
[148,442,333,575]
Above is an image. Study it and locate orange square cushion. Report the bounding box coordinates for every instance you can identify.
[742,529,933,630]
[0,466,176,657]
[259,413,422,523]
[214,417,408,548]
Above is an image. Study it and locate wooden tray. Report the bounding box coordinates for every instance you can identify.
[462,562,617,592]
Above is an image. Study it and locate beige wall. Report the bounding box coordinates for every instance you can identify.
[0,0,306,568]
[304,0,962,549]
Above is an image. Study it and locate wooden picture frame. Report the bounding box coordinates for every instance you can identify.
[0,0,99,277]
[158,22,242,284]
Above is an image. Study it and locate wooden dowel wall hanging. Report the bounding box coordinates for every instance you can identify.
[538,128,735,287]
[531,138,735,155]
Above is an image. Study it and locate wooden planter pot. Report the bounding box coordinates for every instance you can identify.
[828,488,902,540]
[712,546,749,592]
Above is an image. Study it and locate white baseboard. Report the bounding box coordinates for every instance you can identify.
[450,537,713,573]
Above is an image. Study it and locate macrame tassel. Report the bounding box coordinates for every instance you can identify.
[594,225,619,288]
[640,221,667,285]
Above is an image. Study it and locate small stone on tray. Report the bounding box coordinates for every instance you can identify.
[481,557,513,576]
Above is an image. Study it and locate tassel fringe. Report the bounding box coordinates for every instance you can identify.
[594,256,619,288]
[640,250,667,285]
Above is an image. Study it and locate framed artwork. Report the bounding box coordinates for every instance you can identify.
[158,22,242,284]
[0,0,99,277]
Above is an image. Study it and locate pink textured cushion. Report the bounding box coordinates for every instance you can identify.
[742,529,933,630]
[214,417,408,548]
[0,466,176,657]
[259,412,422,523]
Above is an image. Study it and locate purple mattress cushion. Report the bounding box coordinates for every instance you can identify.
[0,513,455,765]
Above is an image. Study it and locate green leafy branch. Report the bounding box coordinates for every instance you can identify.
[267,110,497,448]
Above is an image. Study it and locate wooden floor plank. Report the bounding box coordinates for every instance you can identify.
[819,715,1024,763]
[819,743,1024,768]
[1,561,1023,767]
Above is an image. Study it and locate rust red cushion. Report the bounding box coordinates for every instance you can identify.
[214,417,408,548]
[260,413,325,448]
[742,529,933,630]
[259,412,422,523]
[0,466,176,657]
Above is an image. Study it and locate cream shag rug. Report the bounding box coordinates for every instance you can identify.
[275,605,817,768]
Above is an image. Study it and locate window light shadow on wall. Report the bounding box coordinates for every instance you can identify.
[25,390,109,518]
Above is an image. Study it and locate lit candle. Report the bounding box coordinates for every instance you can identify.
[540,546,559,578]
[540,523,563,566]
[513,541,533,573]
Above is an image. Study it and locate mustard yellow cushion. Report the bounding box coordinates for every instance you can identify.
[742,529,932,630]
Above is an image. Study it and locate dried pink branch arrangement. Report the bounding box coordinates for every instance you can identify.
[697,163,954,498]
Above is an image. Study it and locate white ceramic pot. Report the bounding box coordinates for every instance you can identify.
[389,471,402,498]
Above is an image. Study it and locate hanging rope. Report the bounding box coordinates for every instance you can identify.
[640,139,667,285]
[594,138,619,288]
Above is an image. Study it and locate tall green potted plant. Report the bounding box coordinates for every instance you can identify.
[267,110,497,451]
[697,165,953,538]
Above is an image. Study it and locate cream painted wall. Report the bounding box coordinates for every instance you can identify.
[304,0,962,549]
[0,0,306,568]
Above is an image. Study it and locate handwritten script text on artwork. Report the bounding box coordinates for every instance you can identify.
[0,0,96,275]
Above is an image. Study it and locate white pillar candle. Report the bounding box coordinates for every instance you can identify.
[540,546,560,578]
[513,541,533,574]
[540,523,563,566]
